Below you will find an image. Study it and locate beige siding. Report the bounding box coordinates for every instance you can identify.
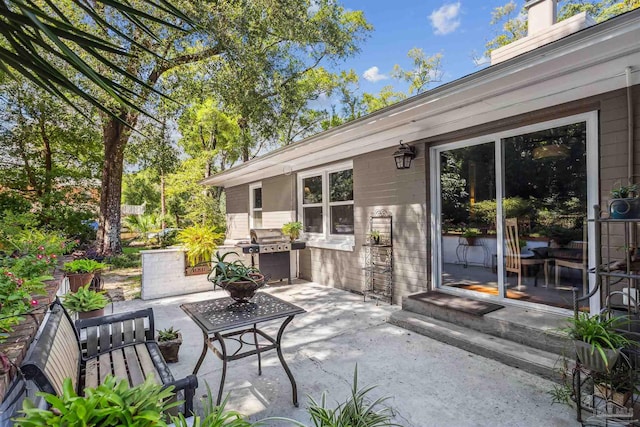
[262,175,295,228]
[299,146,428,303]
[225,184,249,239]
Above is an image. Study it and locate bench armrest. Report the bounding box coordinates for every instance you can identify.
[163,375,199,415]
[76,308,155,358]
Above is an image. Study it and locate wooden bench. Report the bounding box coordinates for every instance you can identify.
[20,301,197,414]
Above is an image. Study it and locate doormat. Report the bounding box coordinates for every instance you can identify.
[408,291,504,316]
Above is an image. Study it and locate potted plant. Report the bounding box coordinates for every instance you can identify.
[177,225,224,276]
[62,259,107,292]
[15,376,176,426]
[368,230,381,245]
[208,251,265,305]
[63,285,109,319]
[462,229,480,246]
[565,312,630,373]
[610,183,640,219]
[281,221,303,242]
[157,327,182,363]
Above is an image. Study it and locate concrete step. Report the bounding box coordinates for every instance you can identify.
[401,293,572,356]
[388,310,567,381]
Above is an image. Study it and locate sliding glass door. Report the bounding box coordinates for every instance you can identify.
[433,113,596,311]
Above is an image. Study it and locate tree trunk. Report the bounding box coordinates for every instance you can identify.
[97,113,136,255]
[160,174,166,229]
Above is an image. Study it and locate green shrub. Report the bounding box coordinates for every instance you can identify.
[15,376,177,427]
[62,285,109,314]
[106,253,141,269]
[62,259,107,273]
[178,225,224,267]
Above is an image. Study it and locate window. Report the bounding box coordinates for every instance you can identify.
[249,183,262,229]
[298,162,354,245]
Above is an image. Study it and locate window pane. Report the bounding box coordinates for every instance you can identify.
[253,210,262,228]
[253,188,262,209]
[331,205,354,235]
[330,169,353,202]
[303,176,323,204]
[303,207,323,233]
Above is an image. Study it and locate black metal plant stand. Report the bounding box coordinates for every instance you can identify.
[363,210,393,304]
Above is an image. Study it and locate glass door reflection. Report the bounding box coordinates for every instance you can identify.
[439,142,500,295]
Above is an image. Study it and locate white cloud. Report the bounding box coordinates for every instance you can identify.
[429,2,462,35]
[362,66,388,83]
[473,55,490,66]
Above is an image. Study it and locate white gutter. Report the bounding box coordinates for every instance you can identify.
[202,10,640,188]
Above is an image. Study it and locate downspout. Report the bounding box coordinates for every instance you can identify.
[627,66,635,184]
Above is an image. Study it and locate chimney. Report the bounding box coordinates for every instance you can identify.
[526,0,557,35]
[490,0,594,65]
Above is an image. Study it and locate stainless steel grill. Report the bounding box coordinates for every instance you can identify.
[249,229,291,253]
[237,229,305,284]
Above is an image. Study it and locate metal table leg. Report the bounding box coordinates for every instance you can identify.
[215,331,227,406]
[276,316,298,407]
[192,330,209,375]
[253,323,262,375]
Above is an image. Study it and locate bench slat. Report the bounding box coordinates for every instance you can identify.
[134,318,145,342]
[123,320,134,344]
[85,358,98,389]
[134,344,160,384]
[123,345,145,386]
[99,324,111,354]
[44,313,80,394]
[112,321,123,348]
[111,348,129,386]
[98,352,111,384]
[86,325,98,357]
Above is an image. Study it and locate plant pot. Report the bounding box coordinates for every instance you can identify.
[610,198,640,219]
[219,273,265,303]
[78,308,105,319]
[464,237,477,246]
[157,332,182,363]
[371,237,380,245]
[67,273,95,292]
[575,340,621,373]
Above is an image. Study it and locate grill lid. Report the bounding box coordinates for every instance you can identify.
[250,228,287,244]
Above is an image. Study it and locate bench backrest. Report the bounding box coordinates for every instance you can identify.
[75,308,154,358]
[21,302,81,395]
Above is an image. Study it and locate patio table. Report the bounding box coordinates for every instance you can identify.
[180,292,306,406]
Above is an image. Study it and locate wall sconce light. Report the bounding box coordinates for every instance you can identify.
[393,140,416,169]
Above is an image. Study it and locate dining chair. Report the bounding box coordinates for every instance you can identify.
[505,218,549,290]
[554,237,588,294]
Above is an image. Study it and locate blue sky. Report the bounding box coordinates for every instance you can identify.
[334,1,522,95]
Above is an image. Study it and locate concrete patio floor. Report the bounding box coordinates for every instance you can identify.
[110,280,579,427]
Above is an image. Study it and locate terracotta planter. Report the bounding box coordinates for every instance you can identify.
[157,333,182,363]
[78,308,105,319]
[67,273,95,292]
[575,340,620,373]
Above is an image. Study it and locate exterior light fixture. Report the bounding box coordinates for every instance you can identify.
[393,140,416,169]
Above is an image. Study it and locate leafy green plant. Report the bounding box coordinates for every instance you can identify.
[549,384,572,405]
[157,326,180,342]
[63,285,109,314]
[105,253,141,269]
[14,375,178,427]
[178,225,224,267]
[304,366,399,427]
[170,383,252,427]
[208,252,262,288]
[565,313,630,366]
[461,229,480,238]
[282,221,303,242]
[367,230,381,244]
[611,183,638,199]
[62,259,107,274]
